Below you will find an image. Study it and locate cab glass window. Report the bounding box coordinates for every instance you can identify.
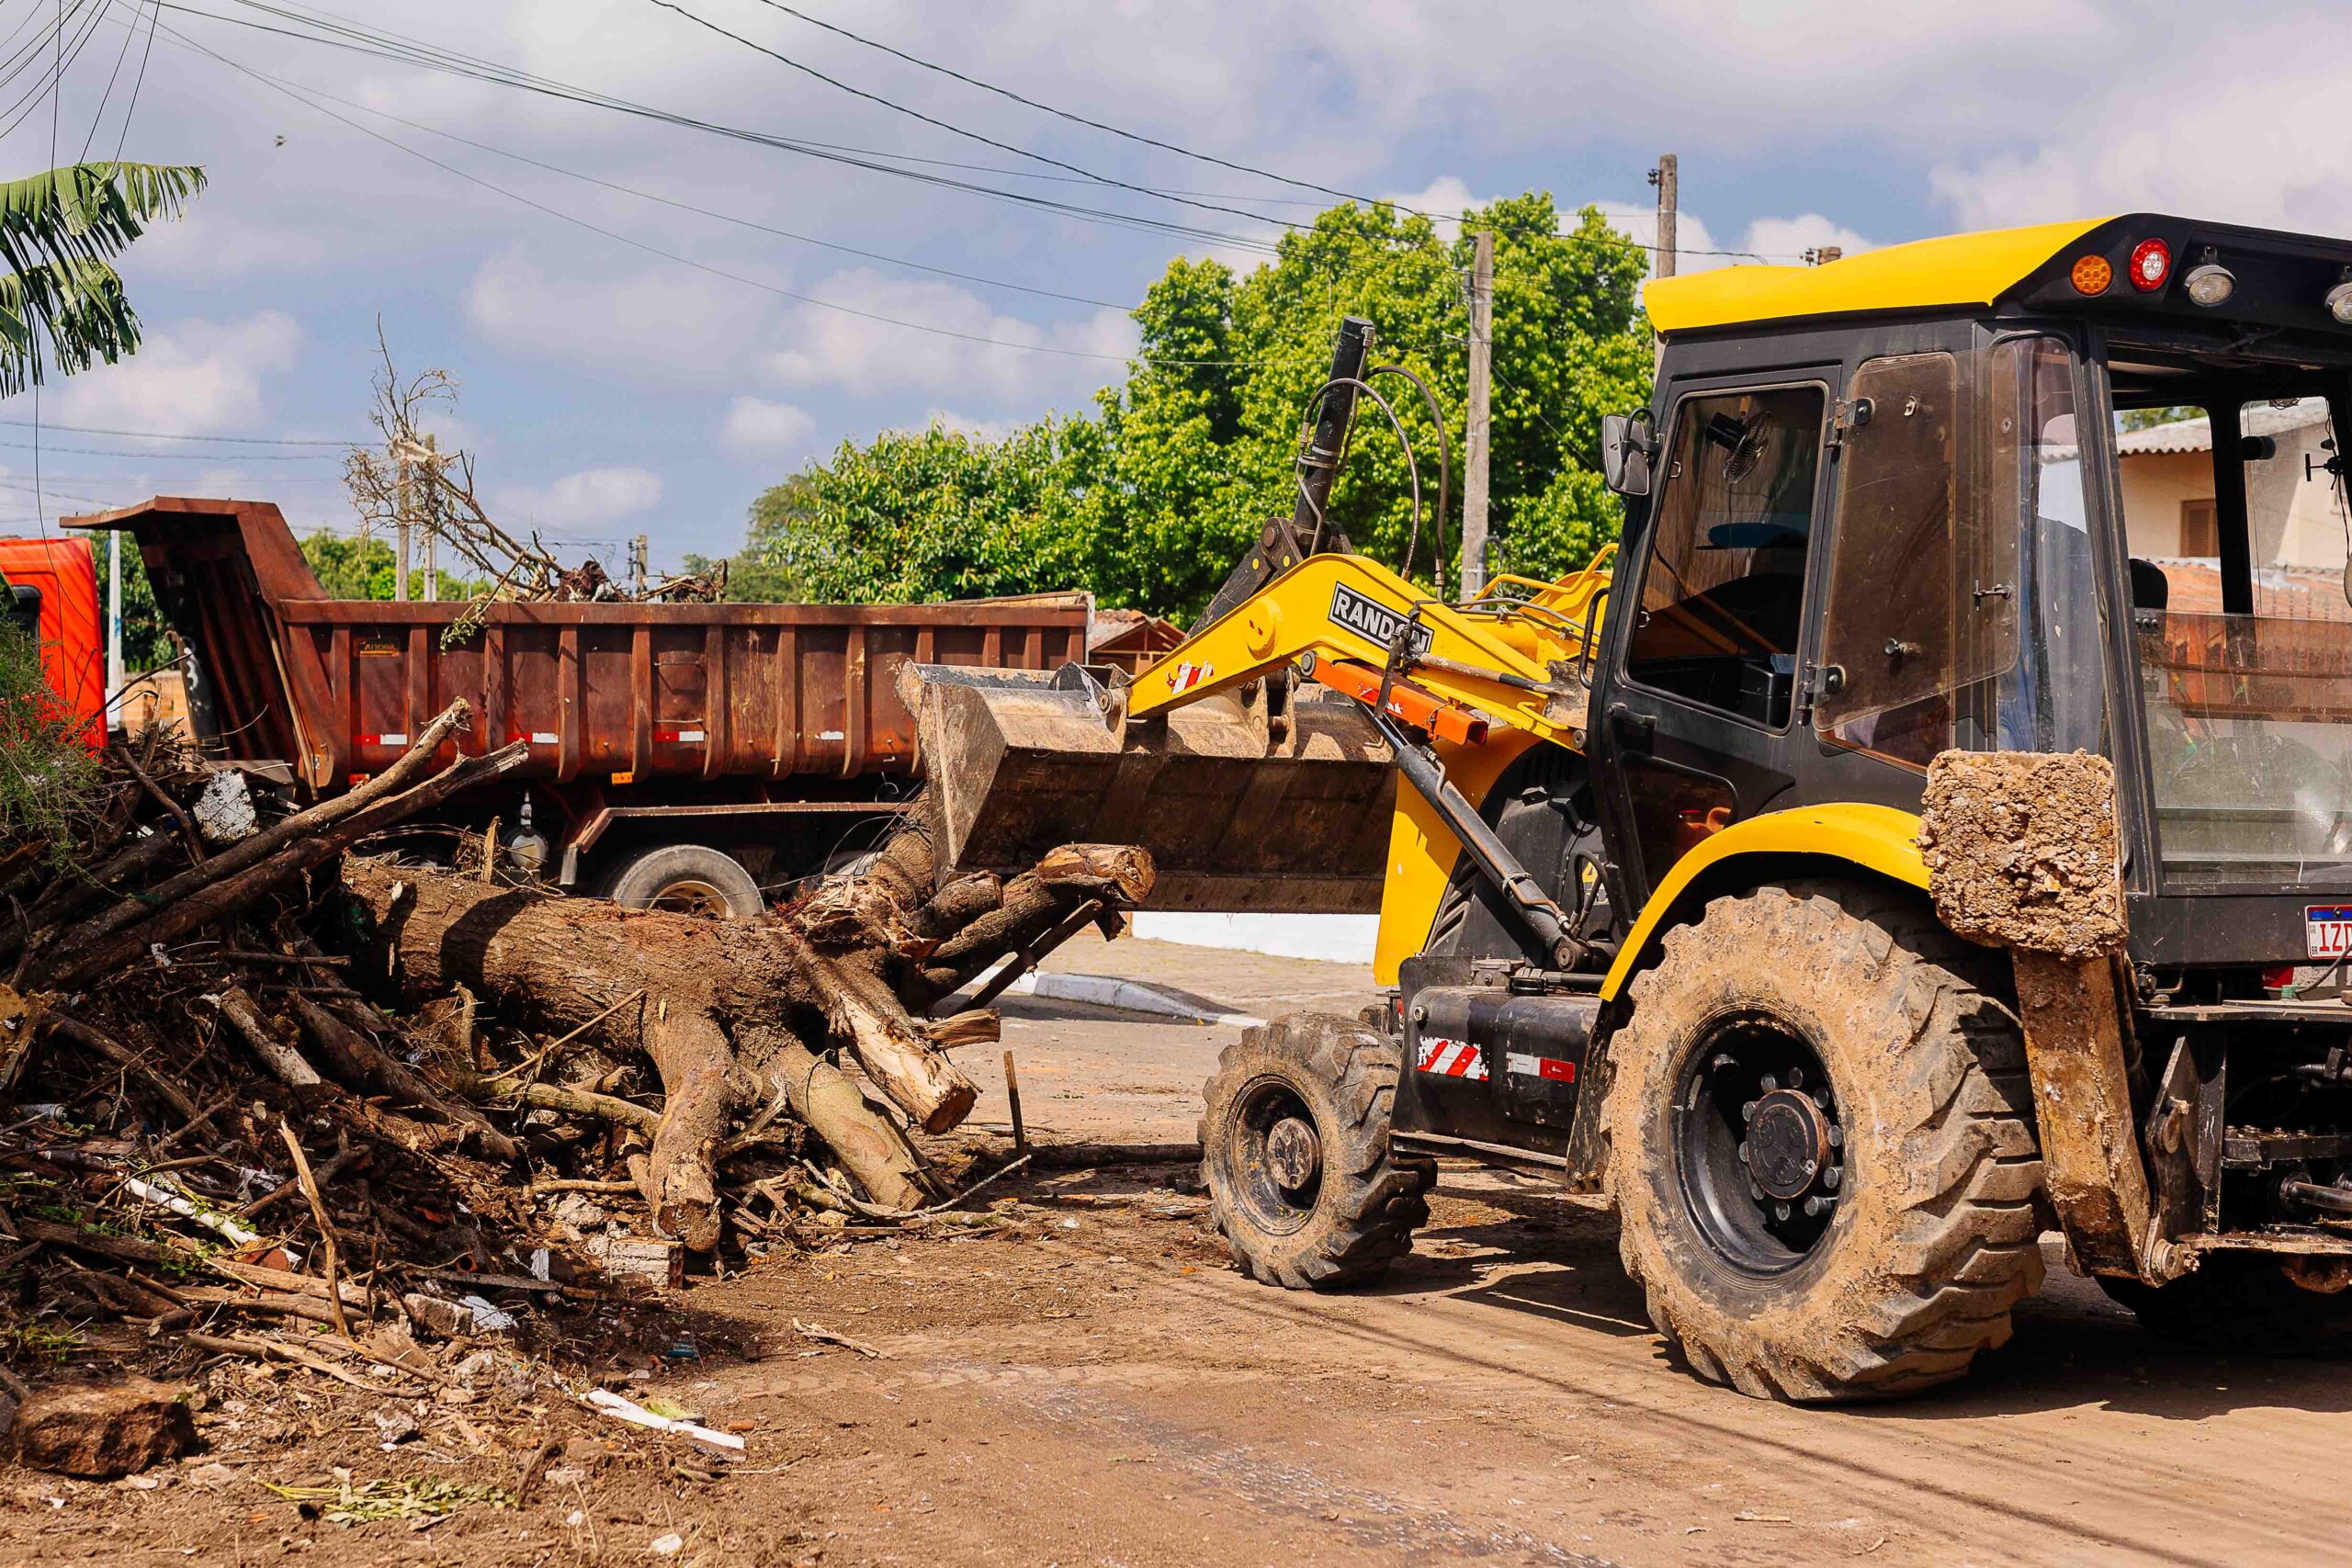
[1816,349,2026,766]
[1625,387,1826,728]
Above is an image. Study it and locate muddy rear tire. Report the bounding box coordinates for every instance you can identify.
[1201,1013,1433,1290]
[1608,881,2044,1401]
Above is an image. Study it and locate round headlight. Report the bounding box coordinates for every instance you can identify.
[2327,279,2352,325]
[2183,263,2235,307]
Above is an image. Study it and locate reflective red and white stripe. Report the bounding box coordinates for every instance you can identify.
[1416,1036,1487,1081]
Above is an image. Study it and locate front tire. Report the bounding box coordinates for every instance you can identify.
[1609,881,2044,1401]
[1200,1013,1433,1289]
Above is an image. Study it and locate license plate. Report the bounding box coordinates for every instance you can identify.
[2308,905,2352,959]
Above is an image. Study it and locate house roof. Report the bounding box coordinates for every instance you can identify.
[2116,398,2333,457]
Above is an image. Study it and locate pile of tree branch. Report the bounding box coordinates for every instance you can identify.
[0,700,1153,1405]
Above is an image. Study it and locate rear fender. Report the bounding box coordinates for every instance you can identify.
[1596,805,1929,1002]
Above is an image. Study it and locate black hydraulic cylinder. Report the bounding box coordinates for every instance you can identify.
[1367,708,1578,967]
[1294,315,1374,542]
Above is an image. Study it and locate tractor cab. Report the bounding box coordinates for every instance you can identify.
[1620,215,2352,979]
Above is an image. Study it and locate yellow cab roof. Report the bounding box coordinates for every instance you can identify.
[1644,217,2112,334]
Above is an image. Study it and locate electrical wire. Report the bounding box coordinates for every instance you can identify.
[77,0,144,157]
[0,434,341,460]
[214,54,1139,311]
[748,0,1428,219]
[645,0,1301,235]
[111,0,159,159]
[159,1,1290,258]
[154,18,1316,371]
[0,415,352,444]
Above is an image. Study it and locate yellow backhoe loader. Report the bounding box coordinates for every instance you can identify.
[906,215,2352,1400]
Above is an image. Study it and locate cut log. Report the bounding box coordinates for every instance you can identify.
[334,824,1149,1247]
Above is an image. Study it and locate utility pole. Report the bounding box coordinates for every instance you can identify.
[104,529,123,728]
[1461,229,1494,599]
[1648,153,1678,279]
[630,535,649,596]
[394,448,411,603]
[420,434,439,602]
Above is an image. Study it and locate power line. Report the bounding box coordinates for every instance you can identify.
[158,19,1319,370]
[0,415,352,445]
[77,0,142,158]
[645,0,1303,236]
[112,0,160,159]
[232,62,1142,312]
[0,434,340,460]
[162,1,1289,258]
[749,0,1432,220]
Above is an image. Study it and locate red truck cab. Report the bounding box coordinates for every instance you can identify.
[0,535,107,741]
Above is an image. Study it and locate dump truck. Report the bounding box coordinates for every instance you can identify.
[908,215,2352,1401]
[65,496,1090,912]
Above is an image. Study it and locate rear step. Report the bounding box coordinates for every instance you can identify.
[902,661,1397,913]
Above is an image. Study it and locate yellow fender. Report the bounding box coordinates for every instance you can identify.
[1597,804,1929,1001]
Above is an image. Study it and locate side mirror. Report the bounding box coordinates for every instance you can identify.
[1601,409,1657,497]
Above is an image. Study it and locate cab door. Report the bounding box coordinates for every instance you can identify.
[1590,378,1833,909]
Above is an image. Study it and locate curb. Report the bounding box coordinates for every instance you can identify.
[987,968,1267,1029]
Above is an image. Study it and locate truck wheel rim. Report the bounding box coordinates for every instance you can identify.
[1672,1012,1844,1278]
[650,878,732,918]
[1227,1077,1322,1235]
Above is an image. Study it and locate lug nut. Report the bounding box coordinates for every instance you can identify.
[1741,1100,1758,1122]
[1787,1066,1804,1089]
[1804,1195,1834,1217]
[1826,1125,1843,1149]
[1759,1074,1779,1091]
[1824,1166,1842,1190]
[1774,1201,1792,1221]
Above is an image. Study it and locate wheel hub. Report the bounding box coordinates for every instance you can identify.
[1745,1088,1832,1200]
[1266,1116,1322,1193]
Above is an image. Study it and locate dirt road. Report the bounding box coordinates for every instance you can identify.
[664,935,2348,1568]
[19,936,2345,1565]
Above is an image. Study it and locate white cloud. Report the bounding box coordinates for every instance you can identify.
[26,312,303,438]
[1929,21,2352,234]
[720,397,816,457]
[467,252,768,384]
[493,467,663,526]
[760,269,1137,404]
[920,409,1017,443]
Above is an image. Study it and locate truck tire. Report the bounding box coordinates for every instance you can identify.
[1200,1013,1434,1289]
[1608,881,2043,1401]
[2102,1257,2352,1355]
[603,844,766,920]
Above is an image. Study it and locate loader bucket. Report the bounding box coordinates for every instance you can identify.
[903,662,1397,913]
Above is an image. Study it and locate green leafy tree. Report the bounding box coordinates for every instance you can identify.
[90,535,171,671]
[299,530,473,601]
[0,163,205,394]
[729,193,1651,620]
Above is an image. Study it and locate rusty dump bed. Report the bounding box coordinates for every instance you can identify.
[65,498,1089,795]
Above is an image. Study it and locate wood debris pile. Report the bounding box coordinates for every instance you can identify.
[0,698,1148,1467]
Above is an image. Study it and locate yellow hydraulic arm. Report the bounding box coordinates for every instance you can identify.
[1126,547,1614,752]
[1124,546,1616,971]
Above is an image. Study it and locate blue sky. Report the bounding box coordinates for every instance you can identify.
[0,0,2342,574]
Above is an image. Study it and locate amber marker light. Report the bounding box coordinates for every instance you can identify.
[2071,254,2114,295]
